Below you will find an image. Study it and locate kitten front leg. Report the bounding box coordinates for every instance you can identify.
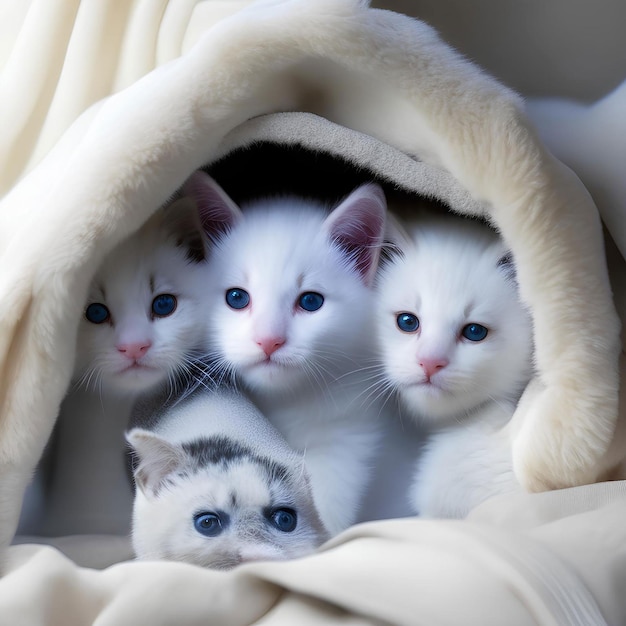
[299,424,380,537]
[411,405,519,519]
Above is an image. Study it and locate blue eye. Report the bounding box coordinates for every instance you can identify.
[396,313,419,333]
[462,323,488,342]
[85,303,110,324]
[194,512,224,537]
[269,508,297,532]
[152,294,177,317]
[225,288,250,310]
[298,292,324,312]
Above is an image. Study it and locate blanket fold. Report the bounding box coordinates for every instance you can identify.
[5,484,626,626]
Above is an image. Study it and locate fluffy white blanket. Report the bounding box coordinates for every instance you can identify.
[0,0,624,623]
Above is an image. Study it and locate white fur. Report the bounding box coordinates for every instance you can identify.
[73,198,211,396]
[189,173,387,535]
[376,214,533,517]
[21,201,211,537]
[411,403,520,518]
[2,0,620,559]
[128,387,328,569]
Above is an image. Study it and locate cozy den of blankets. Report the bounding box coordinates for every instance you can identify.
[0,1,625,624]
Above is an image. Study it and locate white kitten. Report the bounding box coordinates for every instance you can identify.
[26,199,211,537]
[127,386,328,569]
[184,172,387,535]
[73,197,210,395]
[376,214,533,518]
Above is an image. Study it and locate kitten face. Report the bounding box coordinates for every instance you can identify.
[210,208,372,392]
[128,432,328,569]
[73,200,209,395]
[183,173,387,394]
[376,217,533,423]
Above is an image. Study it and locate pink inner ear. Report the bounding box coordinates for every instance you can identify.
[182,171,241,241]
[325,183,387,286]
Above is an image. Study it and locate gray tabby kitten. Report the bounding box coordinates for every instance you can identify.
[127,386,328,569]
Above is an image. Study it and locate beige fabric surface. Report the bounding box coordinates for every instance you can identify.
[0,0,254,193]
[5,482,626,626]
[0,1,625,624]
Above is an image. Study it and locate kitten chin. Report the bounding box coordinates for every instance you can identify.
[94,365,168,396]
[233,356,312,394]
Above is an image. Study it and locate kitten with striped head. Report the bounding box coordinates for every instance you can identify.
[128,387,328,569]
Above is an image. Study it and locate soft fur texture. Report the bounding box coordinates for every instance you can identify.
[18,200,211,536]
[411,404,520,519]
[128,386,328,569]
[185,172,386,535]
[376,214,532,517]
[73,198,210,395]
[0,1,622,608]
[377,214,533,423]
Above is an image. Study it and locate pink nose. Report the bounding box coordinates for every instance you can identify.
[117,342,151,360]
[256,337,285,357]
[419,357,448,379]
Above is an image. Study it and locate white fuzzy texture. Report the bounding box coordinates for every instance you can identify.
[128,387,328,569]
[197,179,386,535]
[377,214,532,517]
[0,0,621,560]
[73,198,211,395]
[411,404,520,519]
[18,199,211,537]
[378,215,533,423]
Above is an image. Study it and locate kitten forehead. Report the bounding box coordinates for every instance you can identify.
[90,239,166,304]
[181,436,293,486]
[213,201,351,280]
[184,459,277,510]
[379,218,512,318]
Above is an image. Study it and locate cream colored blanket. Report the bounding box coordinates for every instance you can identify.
[1,1,625,624]
[5,484,626,625]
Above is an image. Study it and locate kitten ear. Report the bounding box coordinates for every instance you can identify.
[323,183,387,286]
[380,211,412,263]
[497,249,518,282]
[161,197,206,263]
[182,171,242,242]
[126,429,187,496]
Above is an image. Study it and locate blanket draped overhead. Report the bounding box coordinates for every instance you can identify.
[0,0,624,623]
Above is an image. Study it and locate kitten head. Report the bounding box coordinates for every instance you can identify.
[376,215,533,423]
[73,199,209,395]
[183,171,387,393]
[127,429,328,569]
